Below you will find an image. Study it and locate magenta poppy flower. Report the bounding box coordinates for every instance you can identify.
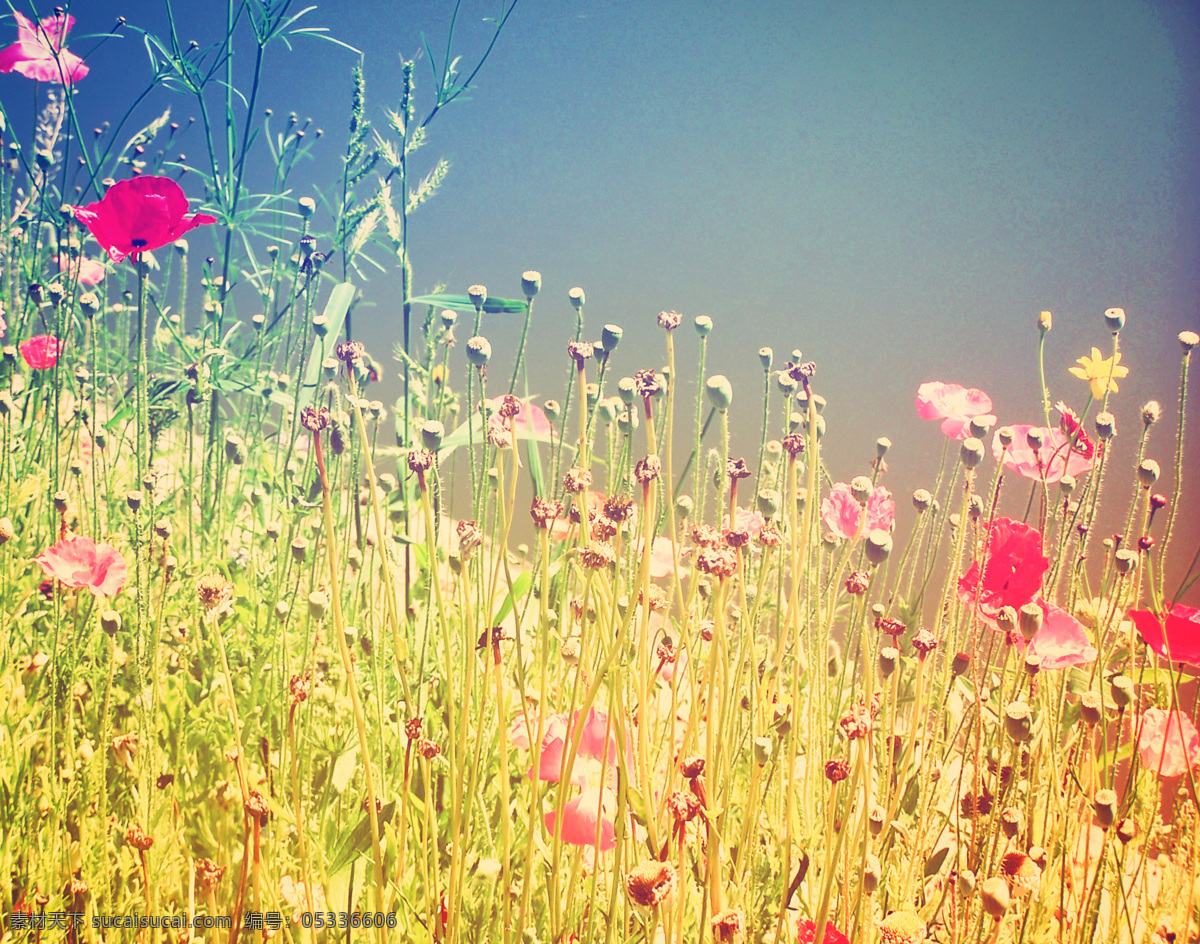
[1138,707,1200,779]
[19,334,62,369]
[957,517,1048,621]
[1128,604,1200,668]
[34,535,128,597]
[916,381,995,440]
[798,919,850,944]
[70,176,217,264]
[0,12,88,84]
[57,254,106,285]
[1027,603,1096,669]
[992,424,1093,485]
[821,483,895,541]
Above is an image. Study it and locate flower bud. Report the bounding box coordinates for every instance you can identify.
[1038,310,1052,334]
[1103,307,1126,332]
[960,437,985,469]
[957,869,976,898]
[705,375,733,411]
[863,854,881,893]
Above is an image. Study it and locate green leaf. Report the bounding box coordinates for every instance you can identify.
[408,293,528,315]
[297,282,356,410]
[331,747,358,795]
[493,571,533,627]
[924,846,950,877]
[327,800,397,881]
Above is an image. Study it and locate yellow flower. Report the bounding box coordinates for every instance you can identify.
[1069,347,1129,399]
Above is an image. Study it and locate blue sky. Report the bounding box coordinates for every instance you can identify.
[5,0,1199,594]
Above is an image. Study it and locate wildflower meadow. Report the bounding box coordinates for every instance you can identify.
[0,4,1198,944]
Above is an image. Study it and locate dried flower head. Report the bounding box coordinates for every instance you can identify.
[727,457,751,481]
[824,758,850,783]
[657,310,682,330]
[634,455,662,484]
[289,673,311,705]
[563,467,593,494]
[566,340,593,366]
[580,543,616,570]
[664,789,700,822]
[782,433,806,458]
[696,547,738,579]
[911,628,938,658]
[634,368,660,399]
[845,571,870,595]
[530,498,563,529]
[417,738,441,760]
[710,910,744,943]
[125,825,154,851]
[196,573,233,614]
[625,860,677,908]
[335,339,365,365]
[299,406,330,433]
[485,416,512,449]
[878,910,926,943]
[195,858,226,890]
[457,519,483,555]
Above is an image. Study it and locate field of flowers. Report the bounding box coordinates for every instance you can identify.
[0,5,1198,944]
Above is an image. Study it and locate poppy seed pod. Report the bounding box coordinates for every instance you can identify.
[1179,330,1199,352]
[957,869,976,897]
[298,196,316,217]
[997,426,1014,448]
[617,376,637,405]
[439,309,458,329]
[1023,653,1042,675]
[863,853,881,893]
[980,877,1010,919]
[1137,459,1159,487]
[601,323,623,353]
[960,437,985,469]
[1095,412,1116,440]
[1093,788,1118,829]
[912,488,932,512]
[850,476,873,504]
[865,529,892,566]
[1000,806,1025,839]
[100,610,122,636]
[1109,675,1133,708]
[756,488,780,518]
[617,410,639,434]
[466,336,491,367]
[543,399,561,422]
[758,347,773,370]
[969,415,996,439]
[693,314,713,337]
[878,646,898,678]
[568,286,585,310]
[520,270,541,298]
[1114,549,1137,575]
[827,640,841,678]
[705,375,733,411]
[995,606,1017,635]
[467,284,487,309]
[1103,307,1126,332]
[876,436,892,458]
[1018,603,1043,642]
[1058,474,1076,496]
[597,398,618,423]
[1004,702,1033,743]
[1025,428,1044,451]
[1080,691,1102,726]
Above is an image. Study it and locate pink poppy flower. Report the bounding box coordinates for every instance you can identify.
[71,176,217,264]
[0,12,88,84]
[821,483,895,541]
[488,396,552,438]
[1128,604,1200,668]
[957,517,1048,621]
[517,707,626,851]
[1137,707,1200,779]
[19,334,62,369]
[634,535,684,579]
[57,254,106,285]
[798,919,850,944]
[34,535,128,597]
[992,424,1093,485]
[1027,603,1096,669]
[723,506,766,542]
[916,381,995,440]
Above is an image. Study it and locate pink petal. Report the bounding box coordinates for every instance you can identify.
[1138,708,1200,779]
[1028,603,1096,669]
[545,787,617,851]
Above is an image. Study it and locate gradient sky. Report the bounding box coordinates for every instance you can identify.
[5,0,1199,596]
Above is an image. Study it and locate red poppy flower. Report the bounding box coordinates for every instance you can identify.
[797,920,850,944]
[1128,603,1200,668]
[70,176,217,264]
[34,535,128,597]
[0,12,88,85]
[19,334,62,369]
[957,517,1048,622]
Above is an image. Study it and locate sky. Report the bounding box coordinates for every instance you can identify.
[4,0,1199,598]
